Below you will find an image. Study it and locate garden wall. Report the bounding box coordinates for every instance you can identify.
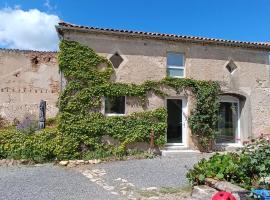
[0,49,59,122]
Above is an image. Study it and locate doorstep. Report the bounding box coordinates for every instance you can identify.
[161,144,200,156]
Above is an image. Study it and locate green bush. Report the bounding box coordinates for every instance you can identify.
[239,137,270,189]
[58,108,167,153]
[186,137,270,189]
[0,128,79,162]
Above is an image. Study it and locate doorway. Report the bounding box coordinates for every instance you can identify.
[217,96,240,144]
[166,99,185,144]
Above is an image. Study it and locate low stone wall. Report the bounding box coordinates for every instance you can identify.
[0,159,34,166]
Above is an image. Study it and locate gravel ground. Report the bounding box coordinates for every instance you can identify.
[0,164,116,200]
[0,153,209,200]
[83,153,208,188]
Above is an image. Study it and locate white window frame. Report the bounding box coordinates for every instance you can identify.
[166,52,185,78]
[217,95,241,146]
[104,96,126,116]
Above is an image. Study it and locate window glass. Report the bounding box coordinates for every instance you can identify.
[217,102,239,143]
[168,68,184,77]
[105,96,125,114]
[167,52,184,67]
[167,52,184,77]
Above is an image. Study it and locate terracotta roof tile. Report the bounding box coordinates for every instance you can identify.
[57,21,270,50]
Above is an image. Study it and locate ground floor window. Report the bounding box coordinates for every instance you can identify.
[105,96,125,115]
[217,96,240,144]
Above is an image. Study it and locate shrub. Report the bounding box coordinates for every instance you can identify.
[186,153,246,186]
[239,136,270,189]
[0,128,79,162]
[46,117,58,128]
[186,137,270,189]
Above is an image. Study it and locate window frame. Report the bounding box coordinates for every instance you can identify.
[166,52,185,78]
[104,96,126,116]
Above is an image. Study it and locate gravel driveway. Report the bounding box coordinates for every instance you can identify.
[0,153,209,200]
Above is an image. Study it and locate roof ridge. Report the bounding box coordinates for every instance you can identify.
[0,47,57,53]
[57,21,270,50]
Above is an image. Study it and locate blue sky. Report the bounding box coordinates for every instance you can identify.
[0,0,270,50]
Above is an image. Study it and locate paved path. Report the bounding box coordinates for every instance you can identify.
[0,153,209,200]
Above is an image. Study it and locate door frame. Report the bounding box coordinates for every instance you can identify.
[165,97,188,147]
[217,95,241,146]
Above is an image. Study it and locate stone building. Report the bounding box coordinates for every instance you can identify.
[1,21,269,151]
[0,49,59,122]
[56,22,270,150]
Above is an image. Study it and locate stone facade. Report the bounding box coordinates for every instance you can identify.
[57,23,270,149]
[0,49,59,122]
[1,22,268,150]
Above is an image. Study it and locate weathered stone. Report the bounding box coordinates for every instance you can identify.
[89,159,101,164]
[205,178,249,200]
[59,160,69,166]
[0,49,59,122]
[0,159,7,165]
[205,178,247,192]
[7,159,14,166]
[20,159,29,165]
[75,160,85,165]
[146,187,158,191]
[192,185,217,200]
[87,160,93,164]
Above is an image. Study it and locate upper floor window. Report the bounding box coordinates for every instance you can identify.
[110,52,123,69]
[167,52,185,78]
[105,96,125,115]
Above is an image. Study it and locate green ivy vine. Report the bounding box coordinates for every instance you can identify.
[58,40,220,153]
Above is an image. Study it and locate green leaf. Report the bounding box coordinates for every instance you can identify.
[216,173,224,179]
[198,174,205,181]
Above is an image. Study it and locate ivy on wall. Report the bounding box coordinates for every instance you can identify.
[58,40,220,153]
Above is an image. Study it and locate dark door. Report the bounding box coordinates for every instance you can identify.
[217,102,239,143]
[167,99,182,143]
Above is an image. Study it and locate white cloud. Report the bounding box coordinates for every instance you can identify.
[0,7,60,51]
[43,0,57,13]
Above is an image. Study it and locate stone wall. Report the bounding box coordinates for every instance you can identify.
[0,49,59,122]
[63,30,270,144]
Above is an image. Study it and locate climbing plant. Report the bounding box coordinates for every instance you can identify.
[58,40,220,153]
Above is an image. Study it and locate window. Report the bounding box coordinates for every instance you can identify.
[105,96,125,115]
[167,52,184,78]
[110,52,123,69]
[226,61,237,74]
